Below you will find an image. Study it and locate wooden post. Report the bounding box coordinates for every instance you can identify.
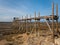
[26,15,28,34]
[22,16,23,33]
[38,12,40,37]
[19,19,20,30]
[25,16,26,34]
[30,15,32,34]
[37,12,40,37]
[52,2,55,44]
[56,4,58,33]
[38,12,40,29]
[25,15,27,34]
[34,11,37,36]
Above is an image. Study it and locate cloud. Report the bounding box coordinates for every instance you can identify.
[0,0,60,22]
[0,0,30,21]
[0,6,27,15]
[0,5,29,21]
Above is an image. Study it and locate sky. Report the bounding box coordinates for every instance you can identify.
[0,0,60,22]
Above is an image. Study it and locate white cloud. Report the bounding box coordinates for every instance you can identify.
[0,6,28,21]
[0,6,27,15]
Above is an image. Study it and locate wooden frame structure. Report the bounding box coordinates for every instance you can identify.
[13,3,59,44]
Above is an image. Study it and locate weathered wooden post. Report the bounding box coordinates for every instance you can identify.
[25,16,26,34]
[52,2,55,44]
[19,19,20,31]
[26,14,28,34]
[34,11,37,36]
[36,12,41,45]
[30,15,32,34]
[56,3,58,33]
[22,16,23,33]
[38,12,40,37]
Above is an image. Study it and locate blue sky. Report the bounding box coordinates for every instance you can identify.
[0,0,60,21]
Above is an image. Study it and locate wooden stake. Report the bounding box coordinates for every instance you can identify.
[26,15,28,33]
[56,4,58,32]
[34,11,37,36]
[30,15,32,34]
[38,12,40,37]
[52,2,55,44]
